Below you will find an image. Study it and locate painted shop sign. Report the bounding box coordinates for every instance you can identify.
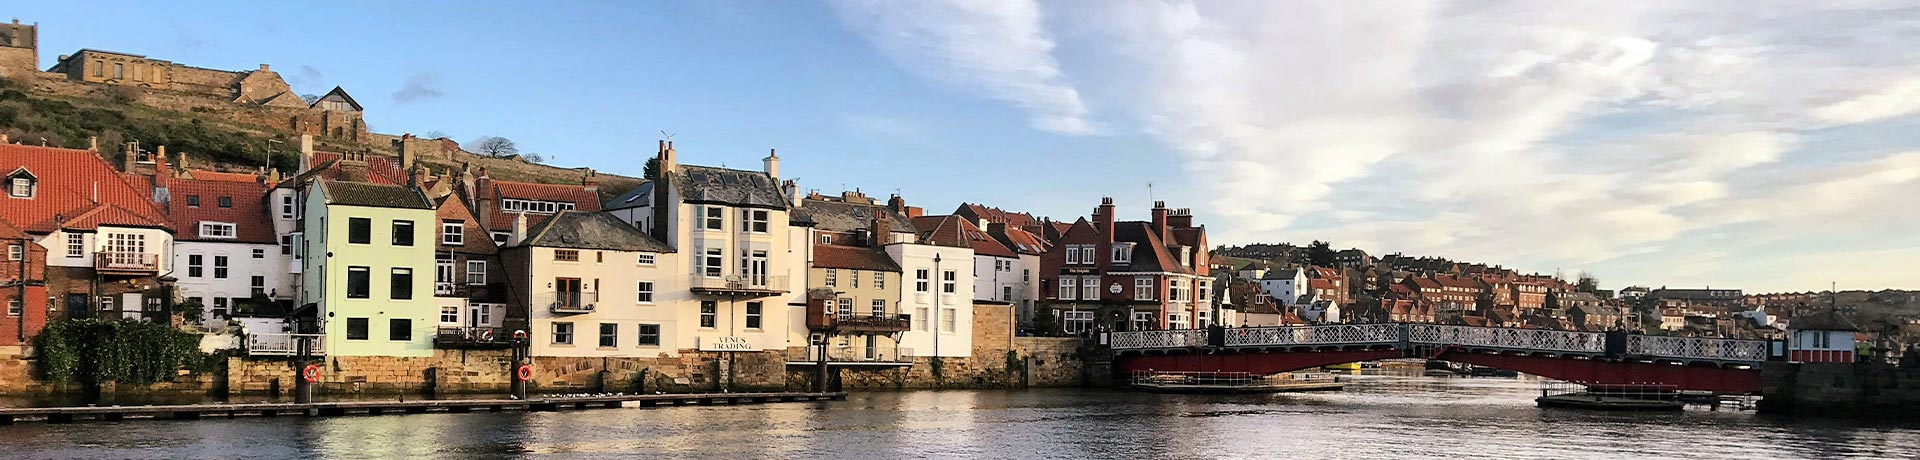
[699,336,756,352]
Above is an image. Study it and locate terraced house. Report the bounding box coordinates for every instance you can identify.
[301,180,437,357]
[1,143,174,322]
[502,211,678,358]
[1041,198,1212,332]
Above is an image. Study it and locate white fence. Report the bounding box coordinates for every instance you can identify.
[1628,335,1769,363]
[1109,329,1209,349]
[246,333,327,356]
[1222,324,1401,347]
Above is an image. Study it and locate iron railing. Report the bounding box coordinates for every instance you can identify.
[1407,324,1606,354]
[434,282,469,297]
[689,275,789,293]
[246,333,326,356]
[1223,324,1401,347]
[1628,335,1769,362]
[94,251,160,273]
[538,290,599,314]
[1109,329,1209,349]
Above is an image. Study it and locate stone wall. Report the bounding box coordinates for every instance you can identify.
[0,46,34,81]
[1760,361,1920,419]
[225,349,789,397]
[796,304,1091,390]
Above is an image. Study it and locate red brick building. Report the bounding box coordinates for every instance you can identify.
[0,216,48,345]
[1040,198,1211,331]
[1,144,175,322]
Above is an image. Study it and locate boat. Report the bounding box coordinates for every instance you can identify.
[1322,362,1361,372]
[1130,372,1346,394]
[1536,393,1684,411]
[1466,366,1519,378]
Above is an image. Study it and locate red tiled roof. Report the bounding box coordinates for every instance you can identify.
[814,243,900,271]
[310,152,406,185]
[993,225,1048,255]
[913,215,1016,258]
[481,179,601,232]
[954,203,1039,228]
[1308,278,1335,290]
[190,170,264,183]
[0,144,171,234]
[167,178,275,243]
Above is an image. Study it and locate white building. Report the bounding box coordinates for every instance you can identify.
[886,242,975,358]
[504,211,680,357]
[1260,268,1305,307]
[604,142,795,355]
[167,176,293,324]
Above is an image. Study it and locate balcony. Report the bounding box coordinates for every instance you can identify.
[94,251,160,275]
[689,274,788,297]
[432,326,513,349]
[807,303,911,333]
[434,282,470,298]
[785,346,915,366]
[542,290,598,315]
[246,333,327,356]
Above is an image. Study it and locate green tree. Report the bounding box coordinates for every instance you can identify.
[1031,304,1061,337]
[1576,272,1600,293]
[1307,240,1336,267]
[644,157,661,180]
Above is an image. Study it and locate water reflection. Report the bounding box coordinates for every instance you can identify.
[4,374,1918,459]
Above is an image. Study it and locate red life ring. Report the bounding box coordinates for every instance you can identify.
[479,329,496,342]
[515,364,533,381]
[302,364,321,383]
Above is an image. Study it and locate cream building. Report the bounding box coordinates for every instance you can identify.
[503,211,679,358]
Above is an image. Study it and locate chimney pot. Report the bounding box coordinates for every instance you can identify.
[259,64,270,71]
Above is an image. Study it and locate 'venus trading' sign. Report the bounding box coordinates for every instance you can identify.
[699,336,756,352]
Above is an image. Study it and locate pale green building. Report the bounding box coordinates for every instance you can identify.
[301,180,438,357]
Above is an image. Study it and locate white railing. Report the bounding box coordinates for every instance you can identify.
[1224,324,1401,347]
[1110,329,1210,349]
[1408,324,1605,353]
[1628,335,1768,363]
[787,346,915,364]
[246,333,326,356]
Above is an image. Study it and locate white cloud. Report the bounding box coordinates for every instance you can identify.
[829,0,1097,135]
[844,0,1920,290]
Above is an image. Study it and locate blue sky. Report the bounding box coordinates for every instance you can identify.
[13,1,1920,292]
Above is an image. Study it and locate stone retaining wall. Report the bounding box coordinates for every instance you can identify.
[1760,361,1920,419]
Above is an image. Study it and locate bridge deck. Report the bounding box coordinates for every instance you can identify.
[1112,323,1770,367]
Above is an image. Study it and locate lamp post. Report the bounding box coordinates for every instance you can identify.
[932,252,942,385]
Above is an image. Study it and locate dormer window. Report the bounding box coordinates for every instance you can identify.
[199,222,237,239]
[7,170,36,198]
[1112,243,1134,263]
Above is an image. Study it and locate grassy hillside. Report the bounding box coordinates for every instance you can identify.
[0,77,644,201]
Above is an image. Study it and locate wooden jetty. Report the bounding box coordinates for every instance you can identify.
[0,392,847,425]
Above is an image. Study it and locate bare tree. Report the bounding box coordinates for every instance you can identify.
[300,93,322,105]
[467,136,518,157]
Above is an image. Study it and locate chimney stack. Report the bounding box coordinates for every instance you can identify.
[870,209,891,248]
[1096,197,1116,243]
[1168,208,1193,228]
[88,136,97,152]
[651,140,676,247]
[1151,200,1169,242]
[298,134,314,173]
[763,148,779,179]
[511,213,528,246]
[399,133,416,171]
[582,167,599,192]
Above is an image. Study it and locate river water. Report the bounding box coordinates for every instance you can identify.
[4,372,1916,459]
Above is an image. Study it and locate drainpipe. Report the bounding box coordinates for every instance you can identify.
[16,237,27,342]
[932,252,941,385]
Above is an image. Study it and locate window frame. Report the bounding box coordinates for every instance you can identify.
[636,280,655,304]
[391,220,415,246]
[346,266,371,299]
[552,322,574,345]
[347,217,371,245]
[598,323,619,348]
[198,222,237,239]
[699,301,717,328]
[390,268,413,300]
[637,323,661,346]
[441,221,465,246]
[345,317,370,340]
[466,260,487,285]
[745,301,763,329]
[389,318,413,341]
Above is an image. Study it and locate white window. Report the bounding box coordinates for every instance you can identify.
[66,232,83,258]
[636,253,655,266]
[6,299,19,316]
[940,308,957,332]
[1133,311,1157,331]
[1083,276,1100,300]
[825,269,837,287]
[280,195,296,219]
[700,206,724,230]
[491,232,510,245]
[199,222,237,239]
[871,299,887,317]
[1065,246,1080,265]
[466,260,486,285]
[252,248,264,259]
[740,209,769,233]
[1062,310,1094,334]
[1112,243,1133,263]
[817,234,832,245]
[636,281,654,303]
[442,222,464,245]
[1198,281,1211,302]
[1135,277,1155,300]
[9,177,33,198]
[552,322,574,344]
[874,271,885,290]
[1058,277,1076,300]
[439,306,459,324]
[1169,312,1190,329]
[702,247,724,277]
[915,307,930,330]
[915,269,930,293]
[837,298,853,317]
[942,270,957,294]
[6,244,19,261]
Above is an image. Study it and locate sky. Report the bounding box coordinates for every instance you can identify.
[10,1,1920,293]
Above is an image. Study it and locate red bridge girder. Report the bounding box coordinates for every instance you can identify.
[1115,348,1761,394]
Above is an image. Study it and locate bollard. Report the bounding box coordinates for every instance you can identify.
[294,360,313,404]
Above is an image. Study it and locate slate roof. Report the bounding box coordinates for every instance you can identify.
[800,198,916,234]
[813,243,901,272]
[310,152,406,185]
[519,210,672,252]
[167,177,276,244]
[1261,269,1301,281]
[954,203,1038,227]
[321,181,432,209]
[672,165,787,210]
[0,144,171,234]
[1111,221,1189,274]
[913,215,1015,257]
[309,86,364,112]
[603,181,654,211]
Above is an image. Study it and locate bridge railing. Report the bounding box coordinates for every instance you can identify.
[1109,329,1209,350]
[1408,324,1606,354]
[1223,324,1401,347]
[1627,335,1768,363]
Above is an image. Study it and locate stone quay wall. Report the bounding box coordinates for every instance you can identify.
[1760,361,1920,419]
[796,304,1092,390]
